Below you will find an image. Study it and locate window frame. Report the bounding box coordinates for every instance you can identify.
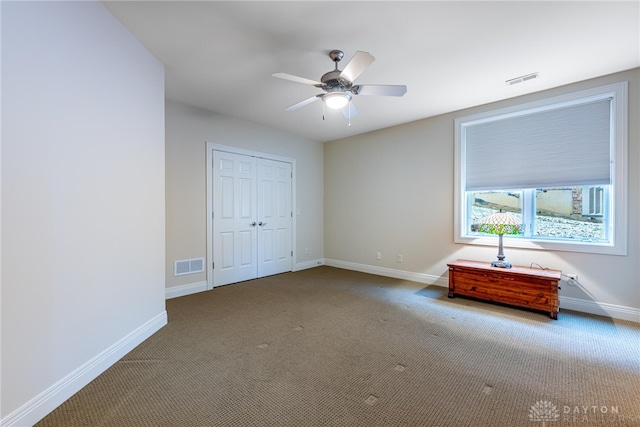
[454,82,628,256]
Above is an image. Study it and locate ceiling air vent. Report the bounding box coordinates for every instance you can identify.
[506,72,539,86]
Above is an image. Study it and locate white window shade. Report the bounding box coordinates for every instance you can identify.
[464,98,612,191]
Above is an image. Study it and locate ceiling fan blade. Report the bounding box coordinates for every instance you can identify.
[339,51,375,83]
[341,101,358,119]
[353,84,407,97]
[285,94,322,111]
[272,72,323,87]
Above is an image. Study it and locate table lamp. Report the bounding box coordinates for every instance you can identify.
[478,210,522,268]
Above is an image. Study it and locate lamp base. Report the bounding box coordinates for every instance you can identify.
[491,260,512,268]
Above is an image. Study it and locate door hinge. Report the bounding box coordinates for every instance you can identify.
[291,251,293,256]
[212,262,215,269]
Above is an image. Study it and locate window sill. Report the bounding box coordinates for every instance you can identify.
[455,235,626,256]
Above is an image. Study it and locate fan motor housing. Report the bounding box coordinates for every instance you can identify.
[321,70,351,91]
[321,50,352,91]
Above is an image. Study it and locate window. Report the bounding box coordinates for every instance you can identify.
[454,82,627,255]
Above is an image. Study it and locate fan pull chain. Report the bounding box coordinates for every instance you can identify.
[348,101,352,127]
[322,101,325,121]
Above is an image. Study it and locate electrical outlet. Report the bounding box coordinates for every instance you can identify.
[397,254,403,263]
[376,252,382,260]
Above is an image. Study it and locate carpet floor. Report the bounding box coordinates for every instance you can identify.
[37,266,640,426]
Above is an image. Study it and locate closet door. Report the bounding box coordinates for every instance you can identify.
[212,151,258,286]
[257,159,292,277]
[212,150,293,287]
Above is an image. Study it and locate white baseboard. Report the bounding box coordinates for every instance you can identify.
[162,263,639,323]
[324,258,448,287]
[560,296,640,323]
[164,264,329,298]
[165,280,208,299]
[324,258,638,323]
[1,311,168,427]
[294,258,325,271]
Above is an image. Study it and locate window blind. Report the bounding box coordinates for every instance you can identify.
[464,98,611,191]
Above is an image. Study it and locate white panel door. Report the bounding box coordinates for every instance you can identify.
[257,159,292,277]
[213,151,258,286]
[212,151,293,287]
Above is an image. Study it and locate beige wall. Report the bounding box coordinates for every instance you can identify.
[1,2,166,424]
[325,69,640,314]
[165,100,324,289]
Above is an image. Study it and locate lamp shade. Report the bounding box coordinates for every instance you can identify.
[478,211,521,235]
[324,92,351,109]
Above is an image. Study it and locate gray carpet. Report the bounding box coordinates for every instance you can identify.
[37,266,640,426]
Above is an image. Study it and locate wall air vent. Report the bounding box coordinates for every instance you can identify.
[506,72,539,86]
[174,258,205,276]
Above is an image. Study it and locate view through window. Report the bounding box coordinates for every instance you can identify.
[469,187,608,242]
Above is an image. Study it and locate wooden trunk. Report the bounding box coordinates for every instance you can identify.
[447,259,561,319]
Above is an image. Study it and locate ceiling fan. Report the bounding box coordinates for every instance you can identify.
[272,50,407,117]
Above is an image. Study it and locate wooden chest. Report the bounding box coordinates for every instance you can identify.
[447,259,561,319]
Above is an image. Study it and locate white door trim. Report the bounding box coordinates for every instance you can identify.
[206,142,297,290]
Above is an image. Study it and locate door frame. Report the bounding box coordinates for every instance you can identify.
[206,142,297,290]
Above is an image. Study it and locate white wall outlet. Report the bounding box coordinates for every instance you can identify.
[397,254,403,263]
[376,252,382,260]
[304,247,309,255]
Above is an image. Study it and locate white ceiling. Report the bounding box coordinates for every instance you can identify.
[104,1,640,143]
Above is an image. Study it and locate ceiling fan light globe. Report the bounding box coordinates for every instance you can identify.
[324,92,350,109]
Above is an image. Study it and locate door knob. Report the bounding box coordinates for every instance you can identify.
[249,222,257,227]
[258,221,267,226]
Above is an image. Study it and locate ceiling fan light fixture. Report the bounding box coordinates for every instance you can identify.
[273,50,407,117]
[324,92,351,109]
